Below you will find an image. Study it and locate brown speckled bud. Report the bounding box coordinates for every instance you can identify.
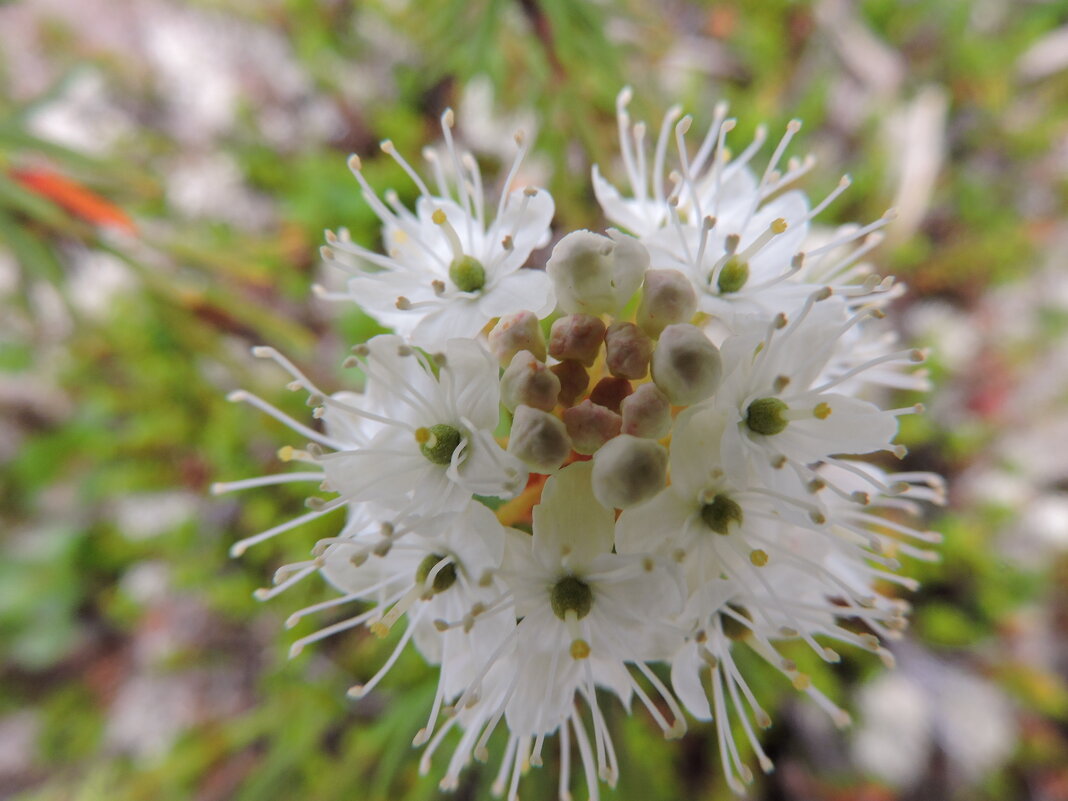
[604,321,653,380]
[562,400,622,455]
[637,269,698,337]
[620,383,671,439]
[550,360,589,407]
[548,314,606,367]
[500,350,561,412]
[489,311,546,365]
[589,376,633,414]
[508,405,571,473]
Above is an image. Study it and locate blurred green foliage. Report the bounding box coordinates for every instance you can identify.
[2,1,1068,800]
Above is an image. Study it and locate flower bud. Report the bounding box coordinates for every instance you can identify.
[604,321,653,379]
[550,360,589,407]
[508,405,572,473]
[650,324,722,405]
[591,434,667,509]
[546,229,648,315]
[637,269,698,337]
[562,400,622,455]
[500,351,561,412]
[548,314,606,367]
[589,376,632,414]
[488,311,546,365]
[620,383,671,439]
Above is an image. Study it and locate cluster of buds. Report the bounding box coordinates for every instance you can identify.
[216,90,943,798]
[499,231,726,512]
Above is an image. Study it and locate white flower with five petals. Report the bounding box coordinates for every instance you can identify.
[320,110,555,346]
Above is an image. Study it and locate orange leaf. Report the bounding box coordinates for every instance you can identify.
[11,167,135,233]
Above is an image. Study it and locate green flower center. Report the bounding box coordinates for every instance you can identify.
[699,493,743,535]
[415,553,457,594]
[716,257,750,294]
[746,397,789,436]
[550,576,593,621]
[449,255,486,292]
[416,424,463,465]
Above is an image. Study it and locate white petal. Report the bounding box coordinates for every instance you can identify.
[669,404,730,500]
[409,296,488,346]
[441,338,500,428]
[532,461,614,567]
[780,394,899,457]
[492,187,554,261]
[671,644,712,720]
[615,490,691,554]
[591,164,663,237]
[478,268,554,320]
[439,501,507,573]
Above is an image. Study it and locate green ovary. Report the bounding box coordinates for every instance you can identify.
[449,255,486,292]
[550,576,593,620]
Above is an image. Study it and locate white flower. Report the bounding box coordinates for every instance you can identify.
[214,86,947,800]
[617,404,818,590]
[311,503,513,706]
[593,88,897,331]
[502,461,685,667]
[319,109,555,346]
[419,462,687,798]
[316,335,527,513]
[712,295,911,493]
[668,576,860,793]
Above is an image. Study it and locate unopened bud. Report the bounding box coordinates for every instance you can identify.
[508,405,571,473]
[550,360,589,407]
[588,376,633,414]
[562,400,622,455]
[637,269,698,337]
[620,383,671,439]
[548,314,606,367]
[591,434,667,509]
[604,322,653,380]
[500,351,561,412]
[489,311,546,365]
[651,324,722,405]
[547,229,648,315]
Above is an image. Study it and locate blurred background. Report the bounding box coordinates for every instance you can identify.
[1,1,1067,799]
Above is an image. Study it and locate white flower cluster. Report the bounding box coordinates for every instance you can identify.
[216,90,944,798]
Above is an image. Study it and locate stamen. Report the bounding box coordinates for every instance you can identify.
[495,130,530,221]
[230,498,345,557]
[690,99,730,177]
[422,146,448,197]
[439,108,474,242]
[288,599,395,658]
[347,607,422,698]
[253,562,319,601]
[432,208,467,262]
[225,388,341,452]
[710,118,739,217]
[806,209,897,258]
[802,174,852,225]
[694,215,717,272]
[741,119,801,231]
[674,115,704,221]
[632,121,648,205]
[211,470,325,495]
[370,583,424,637]
[380,139,433,199]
